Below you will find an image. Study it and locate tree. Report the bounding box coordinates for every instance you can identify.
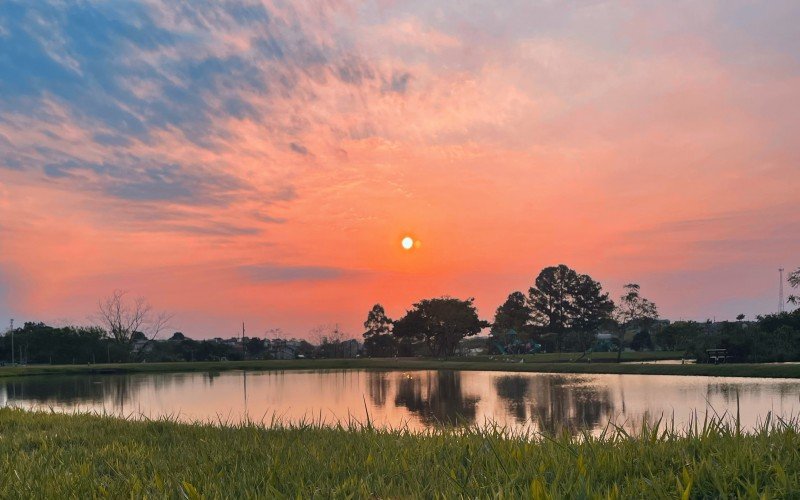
[736,314,746,322]
[789,268,800,305]
[392,297,489,357]
[528,265,580,338]
[614,283,658,361]
[571,273,616,349]
[96,290,172,343]
[490,291,532,340]
[630,330,653,351]
[313,324,355,358]
[656,321,702,351]
[245,337,266,358]
[362,304,396,357]
[169,332,186,341]
[527,265,614,352]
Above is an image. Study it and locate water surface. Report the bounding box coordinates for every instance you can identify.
[2,370,799,435]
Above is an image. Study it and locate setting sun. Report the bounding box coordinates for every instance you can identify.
[401,236,414,250]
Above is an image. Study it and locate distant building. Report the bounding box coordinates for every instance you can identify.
[265,338,301,360]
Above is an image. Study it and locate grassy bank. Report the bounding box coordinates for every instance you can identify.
[1,354,800,380]
[0,408,798,497]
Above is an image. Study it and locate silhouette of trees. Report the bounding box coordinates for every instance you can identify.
[572,273,616,335]
[245,337,266,358]
[655,321,703,351]
[528,265,581,339]
[614,283,658,361]
[490,291,533,341]
[527,265,615,352]
[169,332,186,341]
[630,330,654,351]
[0,322,123,364]
[362,304,397,357]
[393,297,489,357]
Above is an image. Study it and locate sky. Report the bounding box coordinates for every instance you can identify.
[0,0,798,339]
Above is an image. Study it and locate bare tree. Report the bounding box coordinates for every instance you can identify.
[96,290,172,343]
[311,324,351,358]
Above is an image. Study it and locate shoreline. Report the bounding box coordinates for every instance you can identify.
[2,355,800,379]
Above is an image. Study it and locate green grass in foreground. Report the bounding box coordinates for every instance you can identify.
[0,408,798,498]
[2,353,800,380]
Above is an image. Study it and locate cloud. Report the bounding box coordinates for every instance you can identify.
[161,222,261,236]
[252,212,287,224]
[238,264,360,283]
[289,142,309,155]
[39,158,247,206]
[383,71,411,94]
[105,164,245,205]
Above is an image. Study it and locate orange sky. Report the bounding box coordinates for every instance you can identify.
[0,1,798,338]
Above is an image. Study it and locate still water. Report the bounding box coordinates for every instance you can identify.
[2,370,799,434]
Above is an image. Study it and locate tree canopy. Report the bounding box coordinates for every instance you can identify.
[527,265,615,351]
[362,304,396,357]
[613,283,658,360]
[789,267,800,305]
[393,297,489,357]
[490,291,533,340]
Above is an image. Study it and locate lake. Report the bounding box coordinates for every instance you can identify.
[2,370,799,435]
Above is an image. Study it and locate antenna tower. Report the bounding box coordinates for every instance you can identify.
[779,268,785,313]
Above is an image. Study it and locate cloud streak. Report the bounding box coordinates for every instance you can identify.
[239,264,361,283]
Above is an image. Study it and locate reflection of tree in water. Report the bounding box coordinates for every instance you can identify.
[3,376,102,405]
[367,372,390,407]
[704,382,797,401]
[494,376,530,423]
[1,375,138,408]
[1,373,191,412]
[494,375,614,435]
[704,383,748,404]
[394,371,480,426]
[704,381,800,407]
[530,376,614,435]
[204,371,220,385]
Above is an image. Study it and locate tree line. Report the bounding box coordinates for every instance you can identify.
[363,264,658,358]
[362,264,800,362]
[1,265,798,364]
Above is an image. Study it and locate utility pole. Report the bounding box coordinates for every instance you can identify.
[242,321,246,359]
[9,319,14,365]
[779,268,785,313]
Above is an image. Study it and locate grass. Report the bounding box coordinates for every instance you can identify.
[0,408,798,497]
[2,354,800,380]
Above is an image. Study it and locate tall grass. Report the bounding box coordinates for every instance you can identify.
[0,408,798,497]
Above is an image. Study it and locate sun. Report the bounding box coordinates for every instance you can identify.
[401,236,414,250]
